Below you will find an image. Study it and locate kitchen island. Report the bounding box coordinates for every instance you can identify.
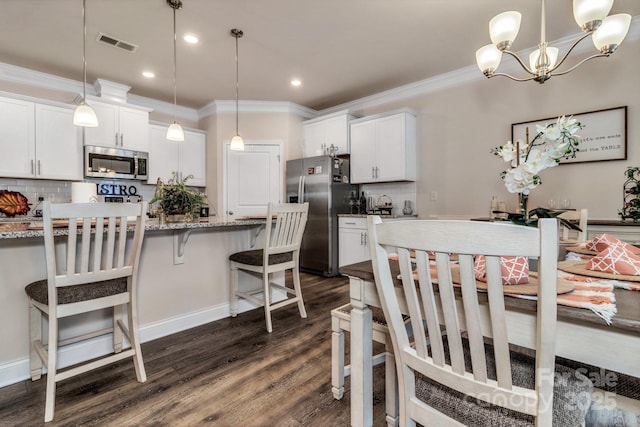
[0,216,271,387]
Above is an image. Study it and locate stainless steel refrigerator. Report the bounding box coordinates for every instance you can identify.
[286,155,358,277]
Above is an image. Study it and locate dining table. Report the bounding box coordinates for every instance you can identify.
[339,260,640,427]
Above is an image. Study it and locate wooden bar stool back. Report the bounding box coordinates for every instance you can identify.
[229,202,309,333]
[25,201,147,422]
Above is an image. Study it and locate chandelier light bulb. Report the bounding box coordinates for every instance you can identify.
[592,13,632,53]
[529,46,559,72]
[489,11,521,49]
[573,0,613,30]
[475,44,502,74]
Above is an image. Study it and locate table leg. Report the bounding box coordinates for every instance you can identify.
[350,276,374,427]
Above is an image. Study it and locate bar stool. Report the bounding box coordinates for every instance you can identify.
[25,201,147,422]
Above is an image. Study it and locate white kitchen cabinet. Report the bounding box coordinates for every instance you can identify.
[0,97,81,180]
[147,124,206,187]
[339,217,370,267]
[83,100,149,152]
[302,111,353,157]
[350,111,416,183]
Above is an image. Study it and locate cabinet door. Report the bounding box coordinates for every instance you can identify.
[181,130,206,187]
[375,113,406,182]
[119,106,149,152]
[339,227,370,267]
[83,101,118,147]
[35,104,82,180]
[0,97,35,178]
[147,124,179,184]
[349,120,376,183]
[303,121,325,157]
[323,115,349,154]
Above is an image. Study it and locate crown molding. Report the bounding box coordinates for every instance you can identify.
[198,99,317,120]
[126,93,199,122]
[0,61,91,97]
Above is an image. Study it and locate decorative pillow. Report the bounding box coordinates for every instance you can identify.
[586,245,640,276]
[474,255,529,285]
[586,234,640,254]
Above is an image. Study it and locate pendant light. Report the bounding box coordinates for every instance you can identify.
[230,29,244,151]
[73,0,98,127]
[166,0,184,141]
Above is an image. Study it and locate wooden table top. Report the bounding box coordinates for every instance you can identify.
[340,260,640,335]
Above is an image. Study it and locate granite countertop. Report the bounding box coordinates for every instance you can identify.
[0,216,265,240]
[338,214,418,219]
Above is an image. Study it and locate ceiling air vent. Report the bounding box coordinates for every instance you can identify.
[97,33,138,53]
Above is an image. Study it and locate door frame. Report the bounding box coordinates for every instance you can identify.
[222,140,284,217]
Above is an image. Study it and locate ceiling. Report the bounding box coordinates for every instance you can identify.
[1,0,638,111]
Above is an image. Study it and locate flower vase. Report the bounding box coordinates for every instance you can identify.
[519,193,529,220]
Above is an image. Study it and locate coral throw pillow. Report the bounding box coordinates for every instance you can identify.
[586,245,640,276]
[474,255,529,285]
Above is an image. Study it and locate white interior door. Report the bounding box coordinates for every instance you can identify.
[225,142,281,218]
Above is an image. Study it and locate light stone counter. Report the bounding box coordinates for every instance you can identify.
[0,216,265,239]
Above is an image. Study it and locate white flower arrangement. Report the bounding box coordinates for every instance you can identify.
[492,116,583,195]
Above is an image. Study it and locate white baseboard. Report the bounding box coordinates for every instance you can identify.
[0,292,283,389]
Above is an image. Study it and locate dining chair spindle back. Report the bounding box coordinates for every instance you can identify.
[367,216,593,426]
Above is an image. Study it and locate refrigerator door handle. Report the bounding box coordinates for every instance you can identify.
[298,175,306,203]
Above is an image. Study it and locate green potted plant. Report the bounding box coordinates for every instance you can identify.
[150,173,206,222]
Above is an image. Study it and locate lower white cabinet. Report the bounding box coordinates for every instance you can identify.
[339,215,418,267]
[339,217,370,267]
[147,124,206,187]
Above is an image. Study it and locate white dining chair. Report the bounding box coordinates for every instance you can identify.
[367,216,594,426]
[229,202,309,333]
[558,208,588,242]
[331,303,399,427]
[25,201,147,422]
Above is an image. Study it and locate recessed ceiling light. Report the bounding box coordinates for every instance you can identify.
[183,33,199,44]
[291,79,302,86]
[142,71,155,78]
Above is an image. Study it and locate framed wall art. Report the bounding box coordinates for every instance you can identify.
[511,106,627,164]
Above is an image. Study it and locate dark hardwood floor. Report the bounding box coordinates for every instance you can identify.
[0,272,388,426]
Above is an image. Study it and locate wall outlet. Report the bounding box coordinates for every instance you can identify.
[430,191,438,201]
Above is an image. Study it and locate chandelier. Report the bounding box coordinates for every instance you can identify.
[476,0,632,83]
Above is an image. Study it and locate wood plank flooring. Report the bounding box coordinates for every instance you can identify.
[0,273,388,426]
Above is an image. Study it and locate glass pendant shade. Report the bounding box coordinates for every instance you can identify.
[489,11,521,47]
[592,14,632,52]
[166,122,185,141]
[573,0,613,29]
[73,102,99,127]
[529,46,559,71]
[476,44,502,73]
[230,135,244,151]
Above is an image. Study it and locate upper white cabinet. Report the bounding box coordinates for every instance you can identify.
[302,111,354,157]
[0,96,81,180]
[83,100,149,152]
[350,111,416,184]
[147,124,206,187]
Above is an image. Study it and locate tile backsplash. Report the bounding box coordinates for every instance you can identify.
[0,178,160,217]
[360,181,417,216]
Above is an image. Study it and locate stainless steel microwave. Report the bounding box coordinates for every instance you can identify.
[84,145,148,180]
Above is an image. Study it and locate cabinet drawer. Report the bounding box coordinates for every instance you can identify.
[339,217,367,229]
